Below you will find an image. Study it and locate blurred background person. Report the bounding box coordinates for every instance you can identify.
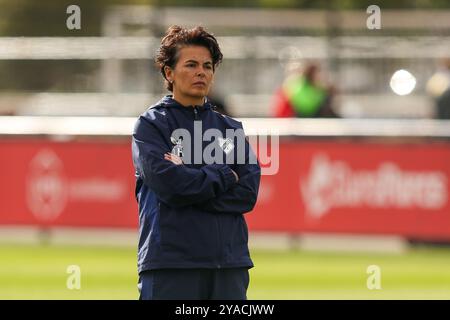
[426,58,450,119]
[272,62,338,118]
[207,88,232,117]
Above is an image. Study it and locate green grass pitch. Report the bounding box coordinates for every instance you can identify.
[1,244,450,299]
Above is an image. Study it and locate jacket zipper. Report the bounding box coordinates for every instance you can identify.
[194,104,219,266]
[215,216,222,268]
[193,106,200,120]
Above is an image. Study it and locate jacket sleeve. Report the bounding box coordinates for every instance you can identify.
[132,114,237,208]
[196,133,261,215]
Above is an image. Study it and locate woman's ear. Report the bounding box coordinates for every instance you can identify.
[164,66,173,83]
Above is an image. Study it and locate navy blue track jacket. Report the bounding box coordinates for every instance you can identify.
[132,95,261,273]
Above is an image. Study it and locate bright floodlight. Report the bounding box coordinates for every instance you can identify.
[390,69,416,95]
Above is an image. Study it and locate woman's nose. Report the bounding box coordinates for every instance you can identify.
[196,67,206,77]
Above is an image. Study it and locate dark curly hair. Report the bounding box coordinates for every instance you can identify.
[155,25,223,92]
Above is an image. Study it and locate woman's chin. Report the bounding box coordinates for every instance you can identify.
[189,88,208,97]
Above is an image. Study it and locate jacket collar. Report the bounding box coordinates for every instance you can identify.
[160,95,212,111]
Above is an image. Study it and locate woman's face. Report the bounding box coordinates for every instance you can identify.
[165,45,214,105]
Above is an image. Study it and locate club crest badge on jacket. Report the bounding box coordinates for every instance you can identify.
[170,136,183,157]
[218,137,234,155]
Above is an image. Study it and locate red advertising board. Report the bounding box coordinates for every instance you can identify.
[251,141,450,240]
[0,139,138,228]
[1,139,449,240]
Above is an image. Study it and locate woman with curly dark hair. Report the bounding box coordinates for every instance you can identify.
[131,25,261,300]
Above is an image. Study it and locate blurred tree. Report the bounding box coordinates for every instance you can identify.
[0,0,149,92]
[1,0,448,37]
[0,0,151,36]
[258,0,450,9]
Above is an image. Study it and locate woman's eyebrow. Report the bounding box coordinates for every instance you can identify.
[184,59,213,65]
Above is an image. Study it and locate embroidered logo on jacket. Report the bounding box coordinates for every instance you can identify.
[218,137,234,155]
[170,136,184,157]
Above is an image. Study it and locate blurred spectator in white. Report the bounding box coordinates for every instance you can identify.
[426,58,450,119]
